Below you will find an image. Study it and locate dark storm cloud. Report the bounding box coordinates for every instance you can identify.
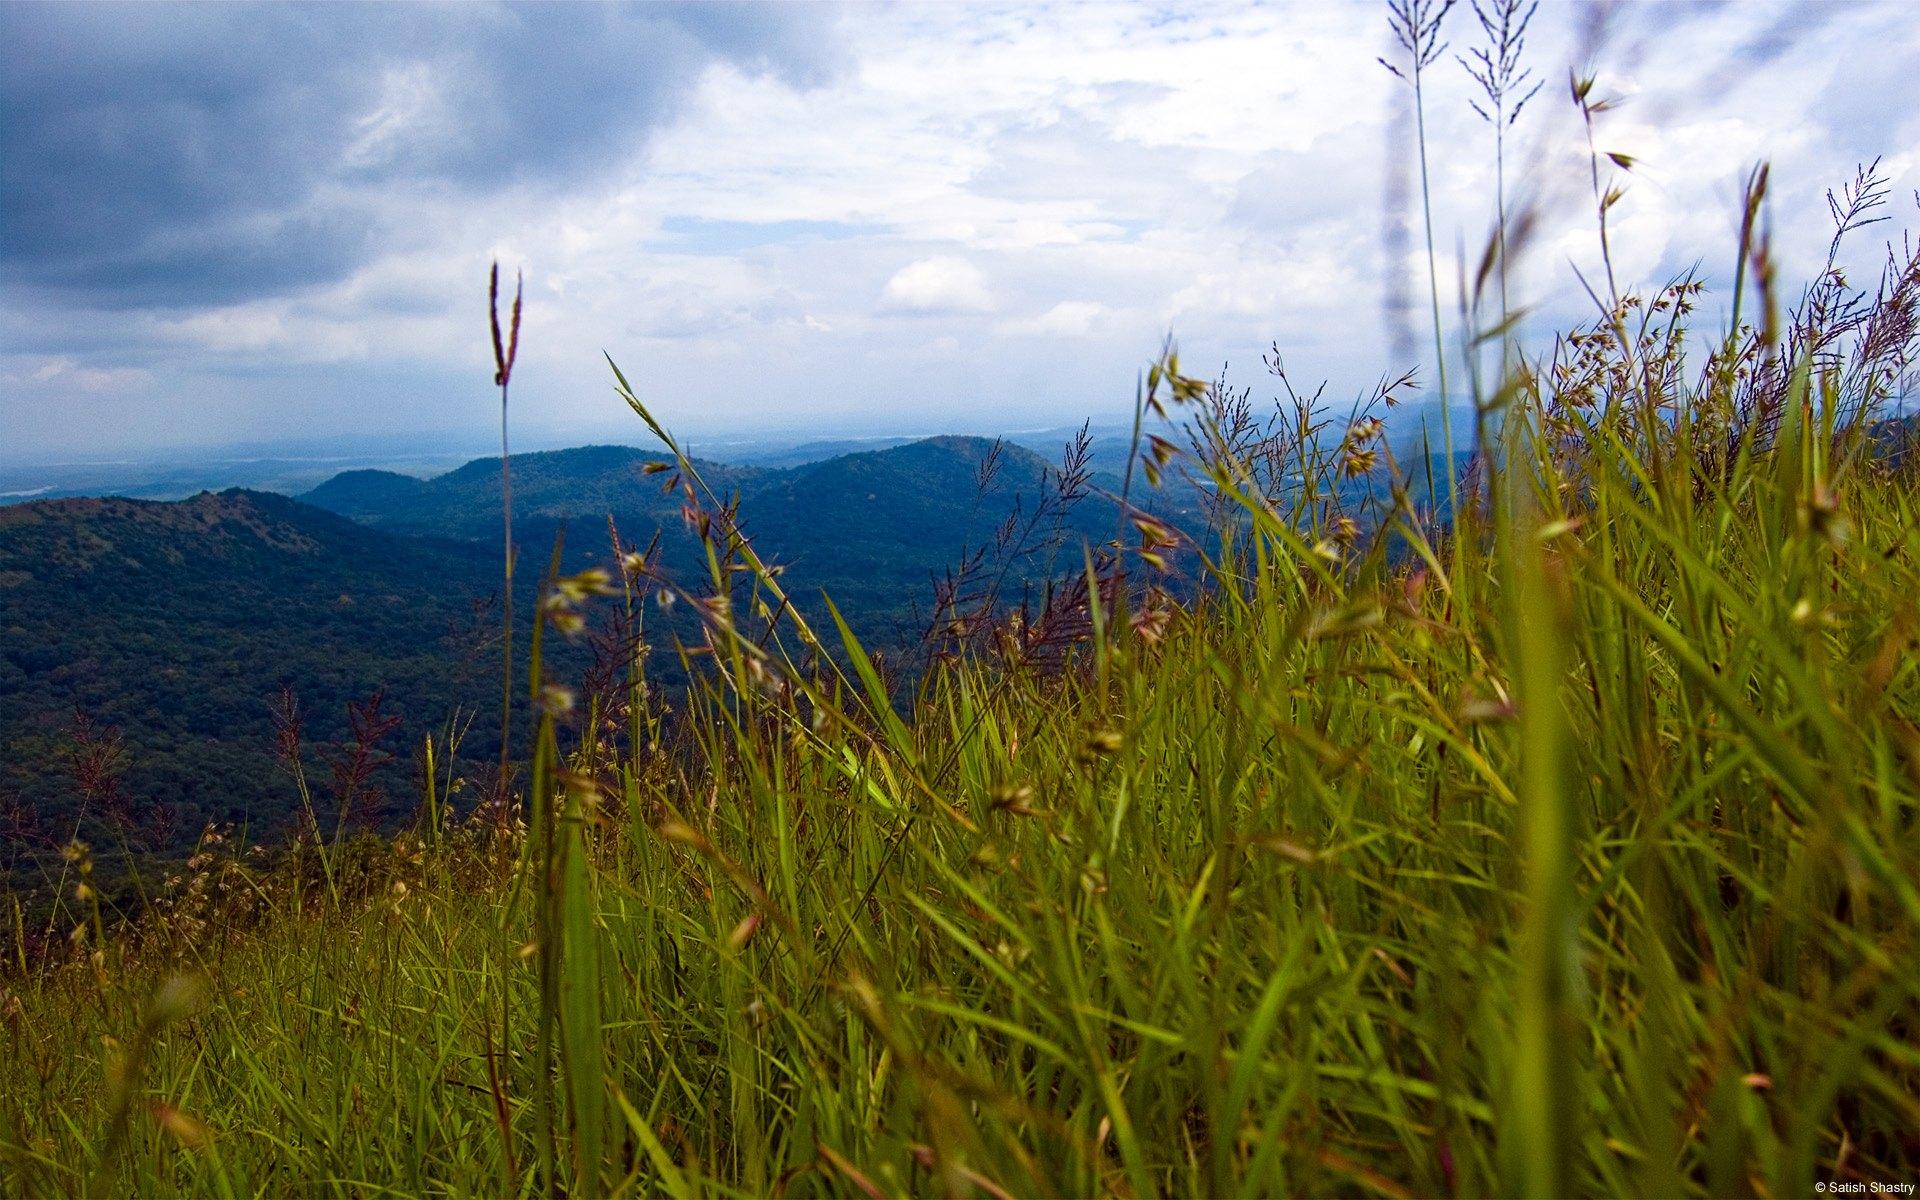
[0,1,844,309]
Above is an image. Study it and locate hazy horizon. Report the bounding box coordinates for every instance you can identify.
[0,412,1174,504]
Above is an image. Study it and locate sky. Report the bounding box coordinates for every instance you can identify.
[2,0,1917,465]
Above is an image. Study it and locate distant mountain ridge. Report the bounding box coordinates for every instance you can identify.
[1,436,1138,851]
[299,436,1062,538]
[297,436,1129,617]
[302,444,696,542]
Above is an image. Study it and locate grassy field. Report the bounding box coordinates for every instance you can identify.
[5,245,1919,1196]
[6,15,1920,1194]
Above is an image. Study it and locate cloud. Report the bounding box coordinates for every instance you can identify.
[16,356,152,393]
[999,300,1108,337]
[0,1,847,309]
[879,256,994,315]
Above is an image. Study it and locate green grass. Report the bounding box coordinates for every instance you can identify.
[4,264,1918,1196]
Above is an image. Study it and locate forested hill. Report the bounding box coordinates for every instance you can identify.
[302,444,699,541]
[299,436,1120,552]
[299,436,1150,631]
[0,489,504,854]
[1,436,1151,855]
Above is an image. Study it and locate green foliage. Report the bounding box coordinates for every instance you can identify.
[0,491,510,858]
[0,438,1138,861]
[4,281,1917,1194]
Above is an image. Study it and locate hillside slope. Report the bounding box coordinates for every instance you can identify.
[0,490,507,849]
[3,438,1139,847]
[304,435,1145,633]
[303,445,708,542]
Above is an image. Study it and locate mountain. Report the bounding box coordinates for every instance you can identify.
[740,436,1123,624]
[296,468,434,522]
[303,445,726,543]
[2,437,1150,855]
[0,490,512,853]
[302,436,1144,634]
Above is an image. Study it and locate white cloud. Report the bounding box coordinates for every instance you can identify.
[1000,300,1108,337]
[18,357,153,393]
[879,256,994,315]
[343,62,460,171]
